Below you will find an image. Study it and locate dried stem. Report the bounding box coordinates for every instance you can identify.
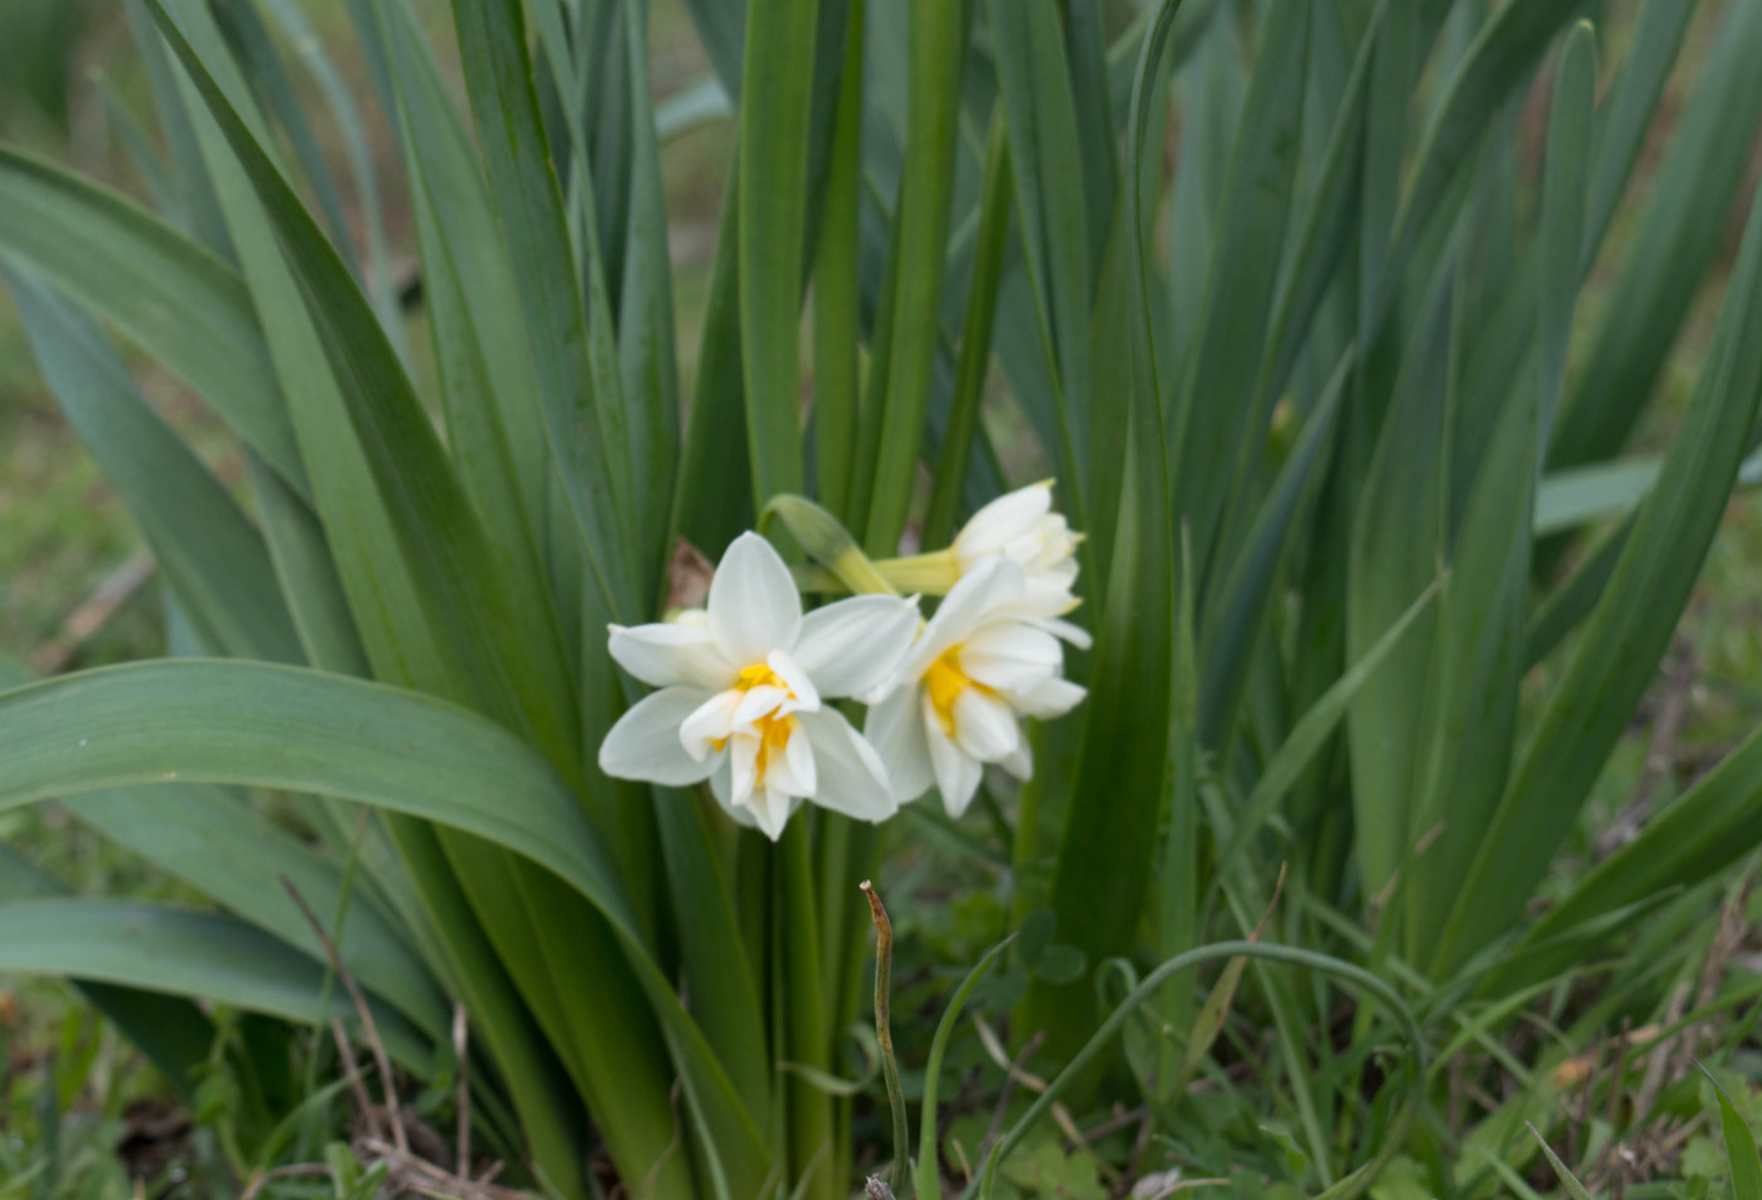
[453,1003,471,1174]
[283,876,408,1154]
[862,880,911,1193]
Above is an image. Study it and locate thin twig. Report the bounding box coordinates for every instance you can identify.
[453,1003,471,1174]
[981,1029,1044,1163]
[283,876,408,1154]
[239,1162,332,1200]
[970,1016,1085,1145]
[330,1019,376,1131]
[31,553,155,673]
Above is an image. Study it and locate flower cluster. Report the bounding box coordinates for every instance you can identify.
[598,484,1090,838]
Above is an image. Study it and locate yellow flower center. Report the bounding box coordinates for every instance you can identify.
[736,663,787,691]
[754,711,799,779]
[924,644,979,736]
[713,663,796,754]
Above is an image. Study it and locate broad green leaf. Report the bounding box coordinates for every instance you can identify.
[1579,0,1700,264]
[924,115,1011,550]
[151,0,582,777]
[1216,579,1440,881]
[244,452,370,676]
[448,0,642,624]
[0,660,768,1187]
[1346,263,1452,898]
[5,266,303,666]
[616,0,683,576]
[370,0,563,683]
[862,0,965,554]
[1521,716,1762,952]
[987,0,1095,520]
[1170,0,1309,586]
[1435,130,1762,975]
[1250,0,1380,439]
[0,899,429,1072]
[0,844,214,1099]
[0,146,306,498]
[1164,11,1244,387]
[737,0,817,510]
[1535,452,1762,537]
[63,786,449,1042]
[1373,0,1594,334]
[657,76,732,142]
[253,0,403,339]
[1024,0,1178,1063]
[1407,22,1594,965]
[1199,347,1351,751]
[675,168,756,559]
[1549,0,1762,474]
[811,3,865,526]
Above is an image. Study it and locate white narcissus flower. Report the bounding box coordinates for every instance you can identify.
[598,532,919,840]
[865,557,1089,818]
[952,481,1083,618]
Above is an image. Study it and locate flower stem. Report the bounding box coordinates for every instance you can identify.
[861,879,911,1192]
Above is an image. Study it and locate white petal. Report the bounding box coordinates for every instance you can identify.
[608,622,737,690]
[1012,674,1087,720]
[707,759,757,831]
[1025,614,1093,651]
[748,786,795,841]
[1000,734,1033,781]
[952,688,1021,762]
[733,684,790,728]
[955,482,1052,562]
[1010,576,1084,620]
[729,731,761,809]
[923,692,983,817]
[865,686,935,803]
[768,720,818,797]
[791,594,921,699]
[766,648,821,711]
[795,709,897,823]
[707,532,802,667]
[599,687,720,786]
[680,689,743,761]
[909,557,1026,674]
[959,623,1062,692]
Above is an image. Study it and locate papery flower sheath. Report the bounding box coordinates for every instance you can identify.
[599,532,919,840]
[864,557,1088,817]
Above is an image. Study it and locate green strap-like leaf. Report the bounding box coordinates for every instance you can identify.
[1169,0,1309,588]
[0,898,430,1070]
[6,265,304,666]
[0,659,770,1192]
[737,0,817,511]
[0,845,216,1099]
[1435,117,1762,975]
[64,786,449,1042]
[448,0,642,625]
[151,0,582,779]
[1406,21,1596,967]
[861,0,965,554]
[1023,0,1180,1064]
[0,145,307,498]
